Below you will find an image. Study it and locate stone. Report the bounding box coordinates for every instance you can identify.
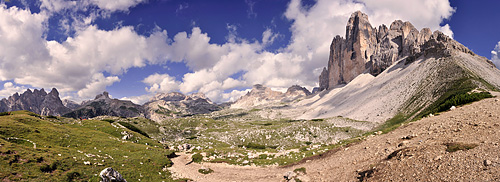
[484,160,492,166]
[450,106,456,110]
[99,167,127,182]
[283,171,297,181]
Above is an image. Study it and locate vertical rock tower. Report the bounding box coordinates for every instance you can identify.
[319,11,472,91]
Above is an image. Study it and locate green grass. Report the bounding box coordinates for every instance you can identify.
[293,167,306,174]
[0,111,176,181]
[192,153,203,163]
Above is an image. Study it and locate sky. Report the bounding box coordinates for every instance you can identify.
[0,0,500,104]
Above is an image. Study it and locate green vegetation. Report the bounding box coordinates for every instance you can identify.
[445,142,478,152]
[0,110,175,181]
[118,121,150,138]
[436,91,493,112]
[192,153,203,163]
[101,119,115,123]
[198,168,213,174]
[293,167,306,174]
[0,112,11,116]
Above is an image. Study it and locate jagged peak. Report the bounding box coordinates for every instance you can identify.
[94,91,110,100]
[48,88,59,96]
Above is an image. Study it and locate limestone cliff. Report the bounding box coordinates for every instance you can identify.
[319,11,475,91]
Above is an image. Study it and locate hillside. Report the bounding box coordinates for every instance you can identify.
[165,93,500,181]
[0,111,176,181]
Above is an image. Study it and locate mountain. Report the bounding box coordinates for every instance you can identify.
[288,11,500,122]
[63,91,144,119]
[231,84,311,109]
[0,88,71,116]
[143,92,220,122]
[319,11,475,91]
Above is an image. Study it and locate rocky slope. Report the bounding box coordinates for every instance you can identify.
[143,92,220,122]
[0,88,70,116]
[319,11,474,91]
[231,84,311,109]
[63,91,143,119]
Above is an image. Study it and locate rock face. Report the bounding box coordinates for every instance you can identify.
[231,84,311,108]
[0,88,71,116]
[319,11,474,91]
[143,92,220,122]
[63,91,143,119]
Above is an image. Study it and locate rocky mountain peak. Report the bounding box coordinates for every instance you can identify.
[94,91,110,100]
[319,11,475,91]
[48,88,59,96]
[0,87,70,116]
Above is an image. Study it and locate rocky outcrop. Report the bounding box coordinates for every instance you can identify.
[231,84,311,108]
[0,88,70,116]
[62,99,80,110]
[319,11,475,91]
[99,167,126,182]
[63,91,143,119]
[143,92,220,122]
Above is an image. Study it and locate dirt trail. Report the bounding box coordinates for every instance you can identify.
[169,93,500,181]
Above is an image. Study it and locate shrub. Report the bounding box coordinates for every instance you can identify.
[46,115,58,119]
[294,167,307,174]
[305,141,312,145]
[101,119,115,123]
[436,92,493,112]
[445,142,478,152]
[118,121,150,138]
[311,119,324,122]
[258,154,268,159]
[192,153,203,163]
[0,112,10,116]
[198,168,213,174]
[245,143,266,149]
[40,162,58,173]
[65,171,81,182]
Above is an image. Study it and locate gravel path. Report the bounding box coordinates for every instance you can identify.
[169,94,500,181]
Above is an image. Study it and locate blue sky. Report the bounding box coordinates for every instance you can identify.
[0,0,499,104]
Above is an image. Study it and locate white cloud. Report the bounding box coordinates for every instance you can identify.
[41,0,146,12]
[143,73,180,93]
[0,82,26,99]
[492,42,500,69]
[77,73,120,98]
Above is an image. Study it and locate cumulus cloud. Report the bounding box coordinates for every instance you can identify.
[0,82,26,99]
[491,42,500,69]
[143,73,180,93]
[41,0,145,12]
[0,4,170,99]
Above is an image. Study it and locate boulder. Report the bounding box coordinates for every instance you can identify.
[99,167,126,182]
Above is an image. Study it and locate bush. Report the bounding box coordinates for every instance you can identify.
[0,112,10,116]
[305,141,312,145]
[65,171,81,182]
[118,121,150,138]
[101,119,115,123]
[40,162,58,173]
[46,115,58,119]
[445,142,478,152]
[294,167,307,174]
[258,154,268,159]
[192,153,203,163]
[436,92,493,112]
[198,168,213,174]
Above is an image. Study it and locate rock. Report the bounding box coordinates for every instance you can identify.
[84,161,91,165]
[484,160,492,166]
[283,171,297,181]
[398,141,409,147]
[450,106,456,110]
[320,11,476,90]
[99,167,126,182]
